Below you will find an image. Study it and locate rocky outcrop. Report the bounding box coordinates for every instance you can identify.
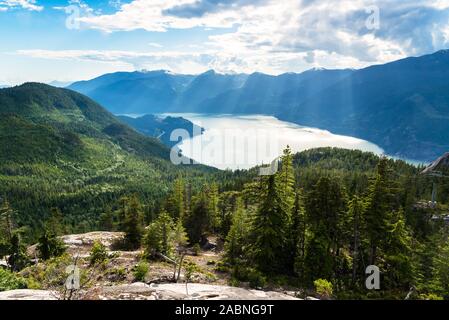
[0,289,59,300]
[145,283,299,300]
[0,283,300,300]
[1,232,304,300]
[87,282,297,300]
[27,231,126,258]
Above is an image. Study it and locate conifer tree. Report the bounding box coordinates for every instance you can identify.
[224,197,249,265]
[7,233,29,272]
[37,230,66,260]
[306,176,347,251]
[121,195,144,249]
[347,195,365,285]
[364,157,399,265]
[217,191,239,239]
[46,207,64,236]
[173,219,188,250]
[291,189,306,275]
[0,199,16,243]
[304,176,347,282]
[99,206,114,231]
[206,183,220,232]
[165,177,185,220]
[250,175,289,273]
[433,239,449,297]
[185,192,210,244]
[145,211,175,256]
[383,207,413,289]
[116,196,130,231]
[276,146,296,216]
[303,236,334,283]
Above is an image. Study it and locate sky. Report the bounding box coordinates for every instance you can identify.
[0,0,449,85]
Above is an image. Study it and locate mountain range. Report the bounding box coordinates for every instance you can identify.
[68,50,449,162]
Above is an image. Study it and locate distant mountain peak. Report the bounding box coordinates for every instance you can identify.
[139,69,176,75]
[434,49,449,55]
[48,80,74,88]
[201,69,244,76]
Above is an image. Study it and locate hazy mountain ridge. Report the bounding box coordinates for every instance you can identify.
[277,50,449,161]
[68,68,354,114]
[68,50,449,161]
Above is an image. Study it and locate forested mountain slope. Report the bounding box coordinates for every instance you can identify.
[0,83,214,239]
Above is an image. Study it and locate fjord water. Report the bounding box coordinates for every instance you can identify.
[162,113,384,170]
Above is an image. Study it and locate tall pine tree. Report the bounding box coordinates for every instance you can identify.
[165,177,185,221]
[364,157,399,265]
[119,195,144,249]
[224,197,250,265]
[250,174,290,274]
[304,176,348,283]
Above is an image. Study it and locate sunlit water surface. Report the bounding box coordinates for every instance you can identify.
[158,113,385,170]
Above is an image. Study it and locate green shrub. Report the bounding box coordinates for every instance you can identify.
[214,261,229,273]
[418,293,444,300]
[229,278,240,287]
[89,241,109,266]
[205,272,218,282]
[185,262,196,282]
[21,254,72,289]
[272,275,290,287]
[314,279,333,299]
[0,268,27,291]
[37,232,66,261]
[192,244,201,256]
[247,269,267,288]
[133,261,149,282]
[7,234,30,271]
[106,267,127,282]
[26,277,42,290]
[231,266,266,289]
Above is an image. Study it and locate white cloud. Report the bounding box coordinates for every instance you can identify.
[0,0,43,11]
[14,46,373,76]
[148,42,163,48]
[78,0,244,32]
[15,49,215,74]
[9,0,449,76]
[428,0,449,10]
[68,0,449,74]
